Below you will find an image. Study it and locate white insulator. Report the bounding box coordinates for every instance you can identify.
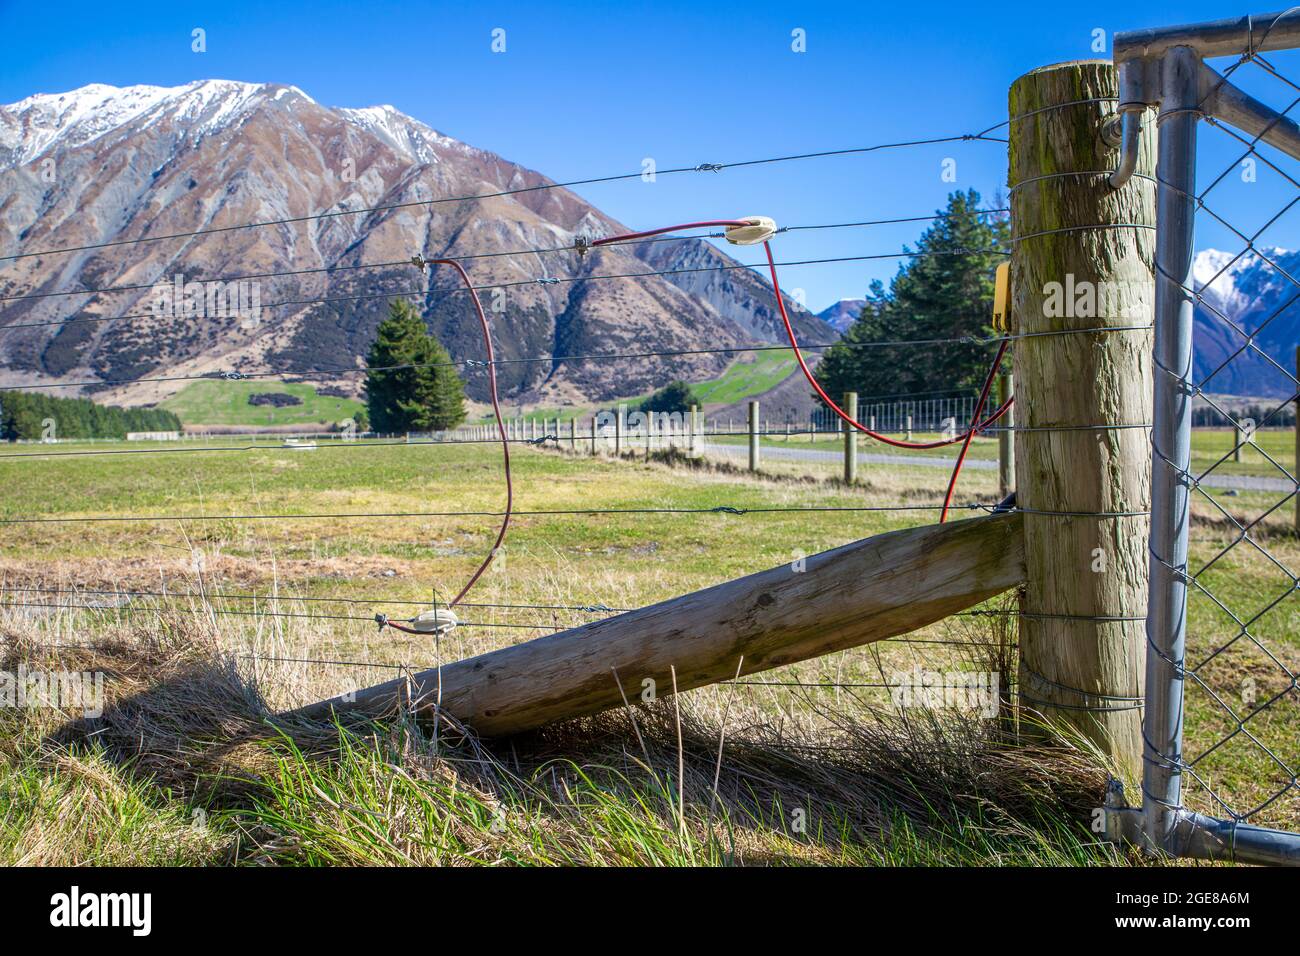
[724,216,778,245]
[409,608,459,633]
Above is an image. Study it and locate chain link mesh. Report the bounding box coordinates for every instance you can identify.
[1171,41,1300,832]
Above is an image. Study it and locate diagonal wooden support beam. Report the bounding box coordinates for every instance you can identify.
[286,512,1025,736]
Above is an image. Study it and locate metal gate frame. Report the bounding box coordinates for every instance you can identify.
[1102,9,1300,865]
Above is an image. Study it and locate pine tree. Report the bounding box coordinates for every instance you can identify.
[816,190,1009,403]
[639,380,698,414]
[364,299,467,433]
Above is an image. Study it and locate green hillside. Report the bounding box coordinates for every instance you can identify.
[159,379,364,427]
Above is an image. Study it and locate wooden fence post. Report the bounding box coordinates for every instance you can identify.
[844,391,858,485]
[615,404,625,457]
[748,400,760,472]
[998,370,1015,499]
[1009,60,1155,783]
[1233,420,1243,462]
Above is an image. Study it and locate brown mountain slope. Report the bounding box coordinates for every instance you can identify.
[0,80,833,405]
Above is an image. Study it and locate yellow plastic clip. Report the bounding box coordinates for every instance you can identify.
[992,262,1011,332]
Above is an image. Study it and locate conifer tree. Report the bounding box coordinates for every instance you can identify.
[364,299,467,432]
[815,190,1009,403]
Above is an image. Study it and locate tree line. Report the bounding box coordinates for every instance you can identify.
[0,390,181,440]
[814,189,1010,403]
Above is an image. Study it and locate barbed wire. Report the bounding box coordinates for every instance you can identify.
[2,247,1010,336]
[0,320,1145,397]
[0,500,998,526]
[0,130,1007,265]
[1,631,1016,679]
[0,209,1010,306]
[0,584,631,614]
[0,421,1004,461]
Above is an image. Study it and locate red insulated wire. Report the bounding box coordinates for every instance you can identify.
[590,222,1015,523]
[939,338,1009,522]
[760,240,1011,522]
[381,617,424,635]
[381,257,511,630]
[431,257,513,608]
[589,220,757,247]
[383,218,1011,632]
[762,240,1012,450]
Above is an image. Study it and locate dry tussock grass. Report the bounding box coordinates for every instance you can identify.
[0,599,1122,866]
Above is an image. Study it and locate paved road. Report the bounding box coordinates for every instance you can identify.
[700,441,1296,494]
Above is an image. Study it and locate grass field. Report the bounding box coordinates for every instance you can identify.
[158,379,364,428]
[0,433,1296,864]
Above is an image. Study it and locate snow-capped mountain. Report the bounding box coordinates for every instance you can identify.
[810,255,1296,400]
[1193,247,1300,399]
[0,81,829,404]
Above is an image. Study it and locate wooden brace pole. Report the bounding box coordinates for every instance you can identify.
[287,513,1025,737]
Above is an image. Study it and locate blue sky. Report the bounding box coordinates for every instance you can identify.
[2,0,1297,311]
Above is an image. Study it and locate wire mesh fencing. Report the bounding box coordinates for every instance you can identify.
[1114,8,1300,862]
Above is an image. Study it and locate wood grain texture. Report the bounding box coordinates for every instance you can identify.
[1008,61,1155,781]
[287,513,1025,736]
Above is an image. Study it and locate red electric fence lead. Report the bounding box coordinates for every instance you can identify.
[378,214,1013,631]
[595,217,1014,522]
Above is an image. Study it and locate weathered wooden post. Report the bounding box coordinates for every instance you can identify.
[905,415,913,441]
[1009,60,1155,783]
[688,404,699,457]
[844,391,858,485]
[998,371,1015,499]
[615,404,625,457]
[748,400,760,472]
[1232,421,1244,462]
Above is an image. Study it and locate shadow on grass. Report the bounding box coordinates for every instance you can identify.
[11,625,1124,865]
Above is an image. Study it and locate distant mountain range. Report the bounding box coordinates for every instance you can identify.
[816,254,1297,401]
[1192,247,1298,400]
[816,298,865,333]
[0,81,832,406]
[1,81,1292,407]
